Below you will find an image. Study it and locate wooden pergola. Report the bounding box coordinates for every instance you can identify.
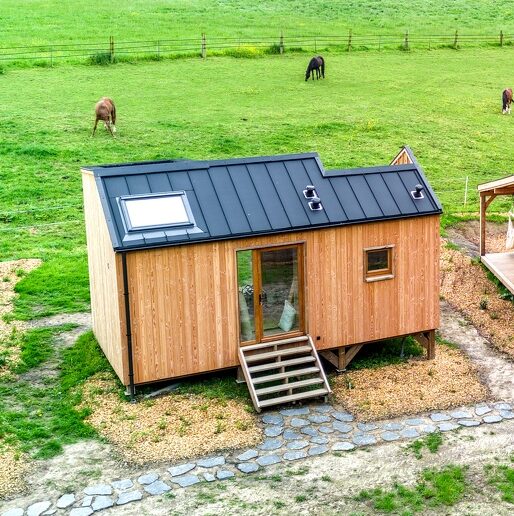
[478,175,514,295]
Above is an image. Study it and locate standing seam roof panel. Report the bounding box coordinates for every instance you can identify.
[328,176,366,220]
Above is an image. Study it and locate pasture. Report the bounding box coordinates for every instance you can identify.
[3,0,514,47]
[1,48,514,317]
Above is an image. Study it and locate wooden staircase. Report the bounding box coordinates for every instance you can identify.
[238,335,331,412]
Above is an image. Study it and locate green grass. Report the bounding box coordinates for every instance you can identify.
[11,324,76,373]
[0,331,114,458]
[2,49,514,318]
[356,465,467,514]
[486,460,514,504]
[407,432,444,460]
[176,375,252,405]
[2,0,514,48]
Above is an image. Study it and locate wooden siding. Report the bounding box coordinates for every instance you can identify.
[390,148,414,165]
[82,171,128,383]
[125,215,440,384]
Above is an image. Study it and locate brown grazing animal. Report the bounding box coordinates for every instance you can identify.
[502,88,512,114]
[92,97,116,136]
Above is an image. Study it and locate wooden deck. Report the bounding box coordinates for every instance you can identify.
[482,253,514,295]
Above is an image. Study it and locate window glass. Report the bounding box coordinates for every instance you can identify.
[367,249,390,272]
[237,250,255,342]
[124,195,190,229]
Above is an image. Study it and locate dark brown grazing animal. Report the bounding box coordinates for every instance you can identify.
[502,88,513,114]
[92,97,116,136]
[305,56,325,81]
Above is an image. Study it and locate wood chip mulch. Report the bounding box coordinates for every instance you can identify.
[80,374,262,466]
[0,447,27,500]
[332,344,488,422]
[441,242,514,359]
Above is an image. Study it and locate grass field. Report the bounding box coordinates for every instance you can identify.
[1,47,514,316]
[2,0,514,47]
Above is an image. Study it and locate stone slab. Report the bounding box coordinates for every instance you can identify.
[81,496,93,507]
[280,407,310,416]
[91,496,114,511]
[111,479,133,491]
[168,463,196,477]
[283,430,302,440]
[256,455,281,467]
[236,449,258,461]
[169,475,199,488]
[332,412,354,422]
[318,426,334,434]
[332,442,355,451]
[84,484,112,496]
[137,473,158,486]
[494,402,511,411]
[301,427,318,437]
[311,436,329,445]
[381,431,400,442]
[483,415,503,424]
[420,424,437,434]
[458,419,480,427]
[283,450,308,461]
[475,405,492,416]
[309,414,331,424]
[400,428,420,439]
[430,413,451,422]
[313,404,333,413]
[56,494,76,509]
[259,438,283,450]
[357,422,378,432]
[216,470,235,480]
[500,410,514,419]
[3,510,24,516]
[197,456,225,468]
[405,418,425,426]
[333,422,352,434]
[144,480,172,496]
[264,426,284,437]
[450,410,472,419]
[290,418,309,428]
[286,440,309,450]
[27,500,52,516]
[438,422,460,432]
[262,414,284,425]
[237,462,259,473]
[116,491,143,506]
[203,473,216,482]
[383,422,404,431]
[353,434,377,446]
[308,445,329,456]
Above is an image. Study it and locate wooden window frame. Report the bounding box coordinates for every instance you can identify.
[364,245,394,282]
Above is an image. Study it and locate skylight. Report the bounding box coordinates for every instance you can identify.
[119,192,195,231]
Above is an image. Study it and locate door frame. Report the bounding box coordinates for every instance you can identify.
[237,242,306,346]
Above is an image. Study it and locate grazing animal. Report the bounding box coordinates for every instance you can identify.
[92,97,117,136]
[305,56,325,81]
[502,88,513,114]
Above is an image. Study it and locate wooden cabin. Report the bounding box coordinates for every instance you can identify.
[478,175,514,295]
[82,147,442,410]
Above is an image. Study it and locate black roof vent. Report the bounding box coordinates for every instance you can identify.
[308,196,323,211]
[411,184,424,199]
[303,185,317,198]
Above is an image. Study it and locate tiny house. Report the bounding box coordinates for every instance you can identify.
[82,147,442,409]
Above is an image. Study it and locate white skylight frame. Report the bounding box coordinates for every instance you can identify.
[118,191,196,232]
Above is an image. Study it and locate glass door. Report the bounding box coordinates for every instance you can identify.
[237,244,304,344]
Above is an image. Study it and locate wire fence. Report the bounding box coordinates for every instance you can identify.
[1,31,513,66]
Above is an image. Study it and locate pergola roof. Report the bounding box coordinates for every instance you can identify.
[478,175,514,194]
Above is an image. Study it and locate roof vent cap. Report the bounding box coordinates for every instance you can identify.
[411,184,424,199]
[303,185,317,198]
[308,196,323,211]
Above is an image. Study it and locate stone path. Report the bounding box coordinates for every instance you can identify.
[439,301,514,401]
[3,400,513,516]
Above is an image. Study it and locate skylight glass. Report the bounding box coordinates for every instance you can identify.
[121,193,194,231]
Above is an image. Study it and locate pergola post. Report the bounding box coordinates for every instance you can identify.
[480,193,486,256]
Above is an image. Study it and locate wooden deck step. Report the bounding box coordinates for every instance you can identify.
[255,377,323,395]
[241,336,308,352]
[244,345,312,363]
[248,355,315,373]
[238,334,332,412]
[258,388,330,408]
[251,366,320,385]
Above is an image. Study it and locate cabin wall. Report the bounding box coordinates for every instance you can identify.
[82,171,128,383]
[125,215,440,385]
[391,148,414,165]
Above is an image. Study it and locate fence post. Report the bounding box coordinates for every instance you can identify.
[500,30,504,47]
[50,46,53,67]
[378,35,381,51]
[314,37,317,52]
[109,36,115,62]
[404,31,409,50]
[453,30,458,49]
[157,40,160,60]
[347,29,352,52]
[279,31,284,54]
[464,176,469,206]
[201,33,206,58]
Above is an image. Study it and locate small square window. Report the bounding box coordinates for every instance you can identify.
[364,246,394,281]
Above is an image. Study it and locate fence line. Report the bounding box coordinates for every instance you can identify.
[0,31,513,65]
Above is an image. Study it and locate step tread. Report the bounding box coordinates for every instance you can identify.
[251,366,320,385]
[248,356,316,373]
[244,345,312,363]
[241,336,308,352]
[255,377,323,395]
[258,388,329,408]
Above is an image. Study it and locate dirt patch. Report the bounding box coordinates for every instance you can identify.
[331,344,488,421]
[81,373,262,466]
[445,219,507,257]
[441,242,514,358]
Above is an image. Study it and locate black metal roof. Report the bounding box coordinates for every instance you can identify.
[83,150,442,252]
